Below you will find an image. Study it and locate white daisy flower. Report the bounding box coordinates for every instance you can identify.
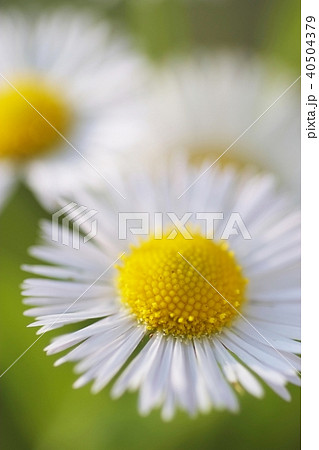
[0,10,145,210]
[142,53,300,196]
[22,157,300,420]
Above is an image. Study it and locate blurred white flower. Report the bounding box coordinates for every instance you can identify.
[23,156,300,420]
[142,53,300,196]
[0,10,146,209]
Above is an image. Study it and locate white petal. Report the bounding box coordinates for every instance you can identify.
[214,339,264,398]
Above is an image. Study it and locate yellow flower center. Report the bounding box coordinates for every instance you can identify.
[0,77,71,160]
[189,146,247,169]
[117,232,248,338]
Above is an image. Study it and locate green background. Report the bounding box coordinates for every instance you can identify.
[0,1,300,449]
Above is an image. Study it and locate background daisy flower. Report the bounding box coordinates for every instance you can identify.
[0,10,146,210]
[22,157,300,420]
[140,53,300,196]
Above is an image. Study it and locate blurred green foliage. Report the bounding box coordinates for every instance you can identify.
[0,0,300,68]
[0,0,300,449]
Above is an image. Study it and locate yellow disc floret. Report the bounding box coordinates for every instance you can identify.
[0,77,71,160]
[117,232,248,338]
